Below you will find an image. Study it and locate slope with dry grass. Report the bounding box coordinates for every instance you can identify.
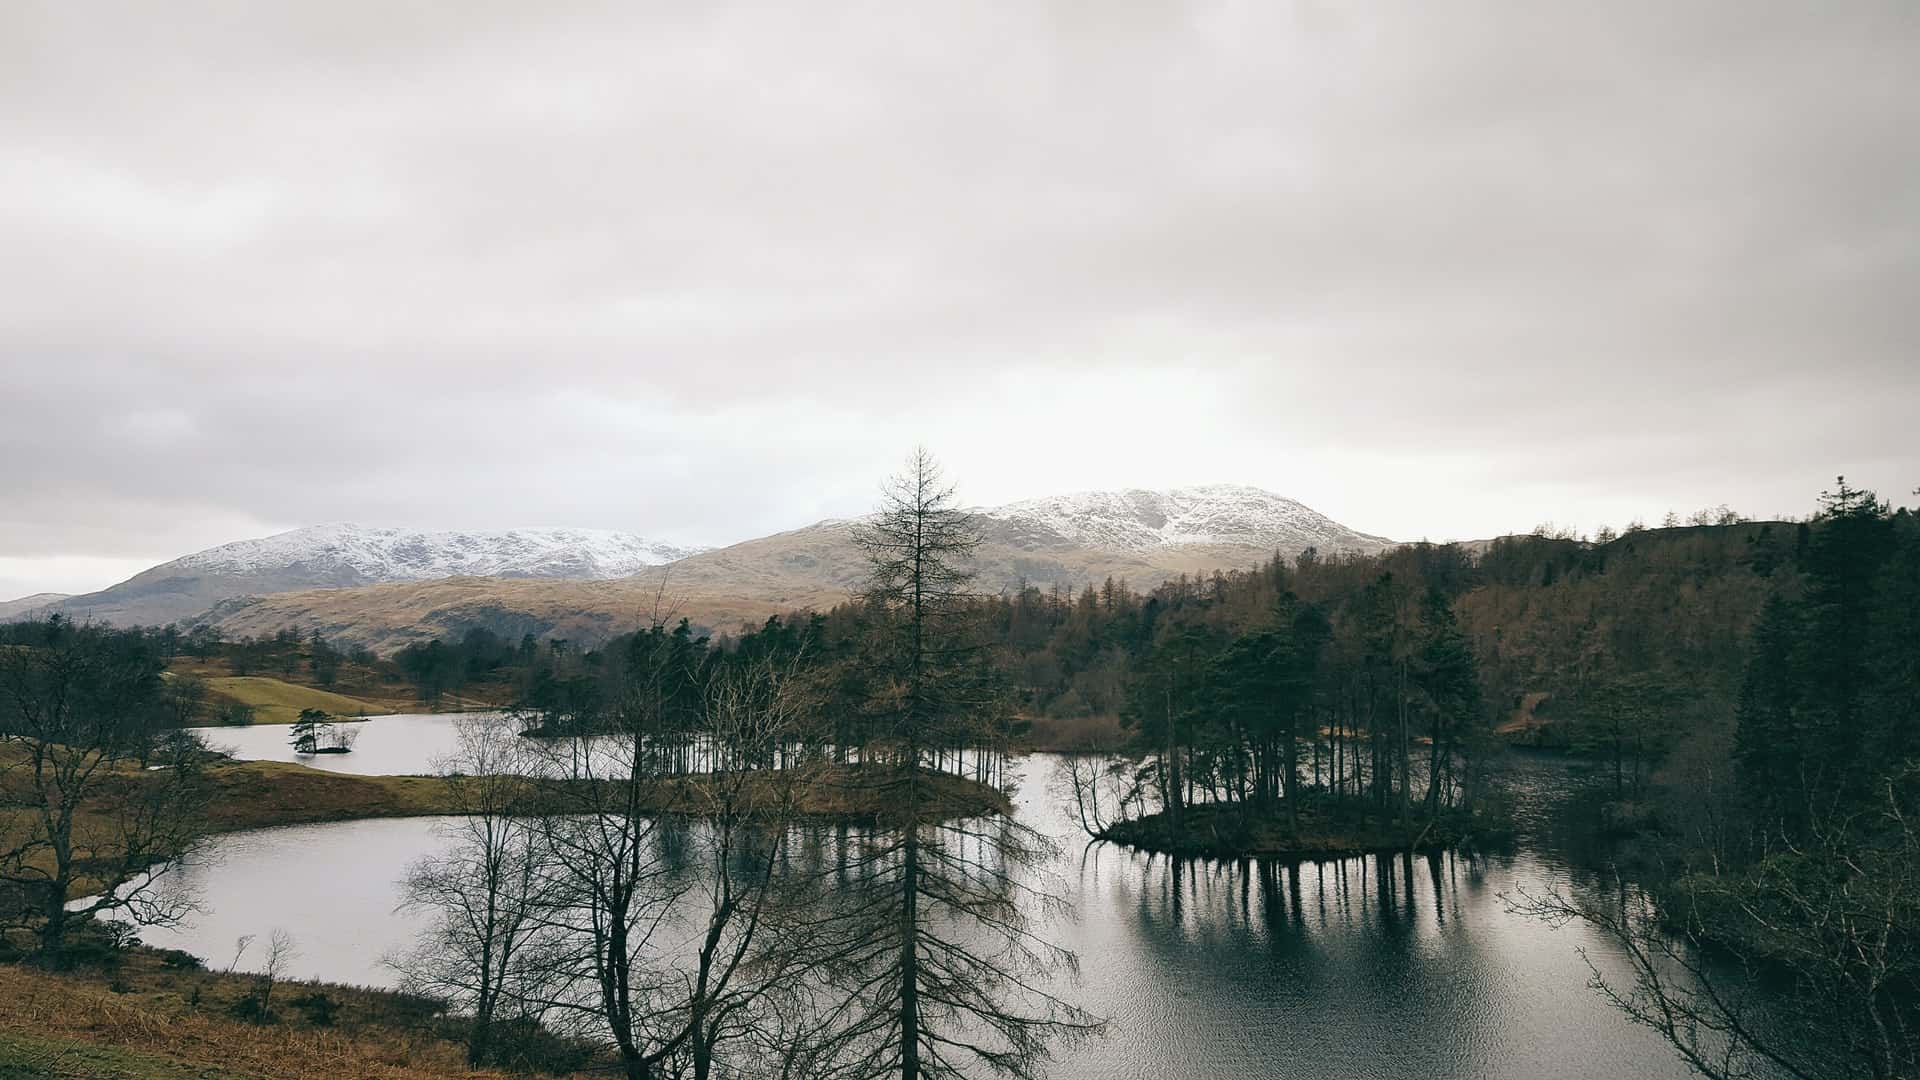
[0,950,529,1080]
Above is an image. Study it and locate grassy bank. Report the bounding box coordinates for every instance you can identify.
[1096,800,1506,859]
[195,676,383,725]
[167,656,512,724]
[0,945,544,1079]
[195,758,1011,833]
[1,743,1012,876]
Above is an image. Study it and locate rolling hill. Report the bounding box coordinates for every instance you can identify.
[195,486,1394,652]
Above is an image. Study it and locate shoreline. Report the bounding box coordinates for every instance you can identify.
[193,757,1011,836]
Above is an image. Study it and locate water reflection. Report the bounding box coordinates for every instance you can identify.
[149,728,1711,1079]
[189,713,477,775]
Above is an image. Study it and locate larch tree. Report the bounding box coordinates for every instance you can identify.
[818,447,1098,1080]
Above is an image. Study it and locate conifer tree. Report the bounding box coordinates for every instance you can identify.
[289,708,328,754]
[820,448,1097,1080]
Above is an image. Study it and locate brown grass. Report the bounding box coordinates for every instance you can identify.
[0,951,524,1079]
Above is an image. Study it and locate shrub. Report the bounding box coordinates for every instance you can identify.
[157,948,205,971]
[287,991,340,1027]
[488,1017,595,1075]
[226,994,275,1024]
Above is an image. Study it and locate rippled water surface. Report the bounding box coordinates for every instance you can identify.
[150,719,1709,1079]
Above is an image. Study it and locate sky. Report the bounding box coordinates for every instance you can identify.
[3,1,1917,599]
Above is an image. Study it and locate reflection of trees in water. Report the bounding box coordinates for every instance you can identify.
[1106,842,1498,957]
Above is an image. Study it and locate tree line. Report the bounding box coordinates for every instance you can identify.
[1520,478,1920,1080]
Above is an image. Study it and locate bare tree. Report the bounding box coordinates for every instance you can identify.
[0,622,210,959]
[1052,752,1148,838]
[520,624,698,1080]
[675,652,819,1080]
[229,928,298,1021]
[390,713,547,1067]
[257,928,297,1017]
[1511,781,1920,1080]
[160,673,207,730]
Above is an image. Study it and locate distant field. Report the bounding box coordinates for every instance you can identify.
[199,676,382,725]
[167,656,512,717]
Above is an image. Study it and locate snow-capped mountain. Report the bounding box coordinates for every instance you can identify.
[198,487,1397,652]
[38,524,705,630]
[32,487,1394,643]
[975,484,1393,556]
[174,523,703,582]
[0,592,70,620]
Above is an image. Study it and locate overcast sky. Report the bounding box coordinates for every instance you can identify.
[3,1,1916,598]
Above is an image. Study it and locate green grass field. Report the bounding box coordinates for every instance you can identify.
[200,676,382,725]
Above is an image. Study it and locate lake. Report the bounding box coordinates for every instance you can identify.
[152,715,1712,1079]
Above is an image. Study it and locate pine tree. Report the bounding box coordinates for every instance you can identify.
[289,708,328,754]
[1411,588,1480,812]
[1735,478,1899,823]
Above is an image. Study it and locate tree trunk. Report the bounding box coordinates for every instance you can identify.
[900,822,921,1080]
[1398,660,1413,821]
[1283,710,1300,831]
[40,889,69,959]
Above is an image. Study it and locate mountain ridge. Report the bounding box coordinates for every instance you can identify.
[172,523,704,579]
[21,486,1396,650]
[0,593,72,620]
[35,524,705,629]
[973,484,1392,554]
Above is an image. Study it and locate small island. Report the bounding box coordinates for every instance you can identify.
[1093,799,1502,859]
[288,707,358,755]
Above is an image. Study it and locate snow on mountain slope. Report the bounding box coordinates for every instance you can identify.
[27,525,708,630]
[197,487,1396,652]
[35,488,1390,637]
[975,484,1393,555]
[174,523,704,581]
[0,593,71,620]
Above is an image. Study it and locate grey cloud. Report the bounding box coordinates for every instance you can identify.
[2,1,1916,590]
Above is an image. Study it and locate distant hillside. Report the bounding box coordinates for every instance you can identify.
[196,487,1396,652]
[0,593,70,620]
[36,524,705,629]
